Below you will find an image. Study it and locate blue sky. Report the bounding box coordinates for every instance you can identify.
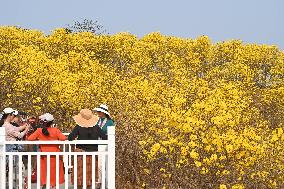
[0,0,283,49]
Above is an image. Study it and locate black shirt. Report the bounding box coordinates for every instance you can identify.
[68,125,107,152]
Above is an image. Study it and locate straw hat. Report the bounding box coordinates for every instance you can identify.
[73,109,99,128]
[93,104,110,117]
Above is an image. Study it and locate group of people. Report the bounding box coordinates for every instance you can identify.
[0,104,114,189]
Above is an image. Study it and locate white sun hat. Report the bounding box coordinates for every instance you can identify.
[13,110,19,116]
[39,113,54,122]
[93,104,110,117]
[3,107,15,114]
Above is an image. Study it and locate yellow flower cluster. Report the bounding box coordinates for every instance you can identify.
[0,26,283,189]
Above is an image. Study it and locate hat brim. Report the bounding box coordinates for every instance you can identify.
[73,114,99,128]
[3,108,14,114]
[93,108,110,116]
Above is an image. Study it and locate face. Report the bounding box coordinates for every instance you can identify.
[97,111,106,118]
[12,116,20,124]
[39,120,45,126]
[5,114,15,122]
[28,118,36,127]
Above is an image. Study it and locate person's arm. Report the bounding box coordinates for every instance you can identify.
[6,125,28,139]
[107,119,115,127]
[68,126,79,141]
[27,129,40,141]
[101,119,115,134]
[56,128,67,141]
[18,123,28,131]
[97,126,107,140]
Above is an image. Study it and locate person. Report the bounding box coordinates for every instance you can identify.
[27,113,66,189]
[93,104,115,186]
[68,109,107,189]
[93,104,115,134]
[25,116,38,137]
[2,107,30,186]
[25,116,39,168]
[2,108,30,152]
[10,112,27,169]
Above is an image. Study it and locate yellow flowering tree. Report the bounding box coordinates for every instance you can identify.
[0,26,283,188]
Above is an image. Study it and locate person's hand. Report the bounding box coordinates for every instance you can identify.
[24,123,31,129]
[19,123,29,131]
[22,122,28,128]
[25,124,31,131]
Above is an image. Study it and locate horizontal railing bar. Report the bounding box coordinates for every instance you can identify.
[6,152,108,155]
[3,140,109,145]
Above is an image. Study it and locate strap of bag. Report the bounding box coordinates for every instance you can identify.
[98,118,108,129]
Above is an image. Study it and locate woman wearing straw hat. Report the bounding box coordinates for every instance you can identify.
[68,109,107,189]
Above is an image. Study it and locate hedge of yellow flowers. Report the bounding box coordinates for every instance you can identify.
[0,26,283,189]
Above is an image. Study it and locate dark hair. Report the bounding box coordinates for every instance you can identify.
[1,113,9,120]
[19,111,27,116]
[42,121,53,136]
[106,114,111,119]
[11,122,19,127]
[0,113,10,127]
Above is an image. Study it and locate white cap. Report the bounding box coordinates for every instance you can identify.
[13,110,19,116]
[3,107,14,114]
[39,113,54,122]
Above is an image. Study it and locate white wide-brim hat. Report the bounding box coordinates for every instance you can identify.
[73,109,99,128]
[93,104,110,116]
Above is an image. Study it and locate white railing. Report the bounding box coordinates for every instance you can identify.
[0,126,115,189]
